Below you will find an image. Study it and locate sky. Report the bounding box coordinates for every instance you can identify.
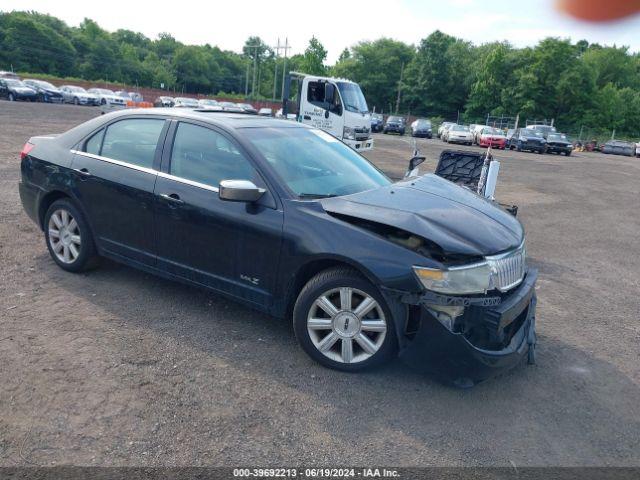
[3,0,640,62]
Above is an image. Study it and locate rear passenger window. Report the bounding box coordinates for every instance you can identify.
[100,119,165,169]
[170,123,258,187]
[85,129,104,155]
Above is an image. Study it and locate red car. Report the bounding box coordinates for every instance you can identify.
[479,127,507,149]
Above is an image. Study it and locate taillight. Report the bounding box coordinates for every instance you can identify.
[20,142,34,160]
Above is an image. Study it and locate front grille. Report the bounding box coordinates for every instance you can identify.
[486,244,526,292]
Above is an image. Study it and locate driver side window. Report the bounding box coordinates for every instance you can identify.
[169,123,259,188]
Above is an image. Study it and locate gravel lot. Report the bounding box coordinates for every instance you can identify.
[1,102,639,467]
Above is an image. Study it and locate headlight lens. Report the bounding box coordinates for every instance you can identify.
[413,262,492,295]
[343,126,355,140]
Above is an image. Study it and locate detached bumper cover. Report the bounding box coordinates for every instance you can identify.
[397,269,538,384]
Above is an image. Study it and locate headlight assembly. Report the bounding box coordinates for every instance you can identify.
[343,126,355,140]
[413,262,492,295]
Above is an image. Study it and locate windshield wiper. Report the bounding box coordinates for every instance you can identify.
[297,193,338,199]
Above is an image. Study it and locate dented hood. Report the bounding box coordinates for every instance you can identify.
[320,174,523,257]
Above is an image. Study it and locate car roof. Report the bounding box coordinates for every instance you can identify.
[102,108,305,129]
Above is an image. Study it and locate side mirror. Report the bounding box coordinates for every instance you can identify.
[324,83,335,105]
[409,156,426,171]
[219,180,265,203]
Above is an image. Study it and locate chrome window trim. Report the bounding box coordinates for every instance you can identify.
[70,150,157,175]
[70,150,219,192]
[157,172,219,193]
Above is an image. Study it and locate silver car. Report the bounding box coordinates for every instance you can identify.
[59,85,99,106]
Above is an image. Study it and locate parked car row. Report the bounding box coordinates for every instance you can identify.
[151,96,264,115]
[0,72,140,108]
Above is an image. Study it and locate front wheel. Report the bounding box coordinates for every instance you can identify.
[74,97,79,105]
[44,199,98,272]
[293,267,397,371]
[8,93,15,101]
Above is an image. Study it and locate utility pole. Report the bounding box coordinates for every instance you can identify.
[273,38,281,101]
[280,38,290,101]
[244,43,261,99]
[252,46,258,99]
[395,62,404,115]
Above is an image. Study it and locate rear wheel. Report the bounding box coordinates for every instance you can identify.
[44,199,98,273]
[293,267,397,371]
[74,97,79,105]
[8,93,15,101]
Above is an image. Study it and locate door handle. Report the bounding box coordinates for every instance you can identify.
[303,115,311,120]
[159,193,184,205]
[73,168,91,178]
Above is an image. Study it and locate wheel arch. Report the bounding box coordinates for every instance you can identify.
[38,190,72,229]
[284,257,379,320]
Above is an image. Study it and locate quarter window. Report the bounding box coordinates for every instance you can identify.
[84,129,104,155]
[170,123,257,187]
[100,119,165,169]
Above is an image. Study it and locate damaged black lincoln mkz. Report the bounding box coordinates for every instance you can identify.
[19,109,537,385]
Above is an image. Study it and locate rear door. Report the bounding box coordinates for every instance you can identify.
[153,121,283,309]
[71,117,168,265]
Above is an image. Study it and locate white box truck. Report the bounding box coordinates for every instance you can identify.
[282,72,373,151]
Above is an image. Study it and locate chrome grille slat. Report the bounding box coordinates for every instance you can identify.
[486,244,526,292]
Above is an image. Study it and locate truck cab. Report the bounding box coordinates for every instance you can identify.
[283,72,373,152]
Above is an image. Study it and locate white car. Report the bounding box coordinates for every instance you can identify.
[87,88,127,107]
[445,125,473,145]
[472,124,488,144]
[198,99,223,110]
[437,122,455,138]
[258,107,273,116]
[58,85,99,106]
[173,97,199,108]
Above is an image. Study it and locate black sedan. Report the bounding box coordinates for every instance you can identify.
[0,78,37,101]
[18,109,537,385]
[23,79,64,103]
[546,133,573,156]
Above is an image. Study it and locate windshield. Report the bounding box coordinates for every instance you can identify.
[94,89,114,95]
[483,127,502,135]
[5,79,24,87]
[388,116,403,123]
[416,119,431,126]
[522,129,544,137]
[451,125,469,131]
[68,86,85,92]
[548,134,568,141]
[31,80,56,89]
[372,113,383,120]
[246,127,390,198]
[337,82,368,114]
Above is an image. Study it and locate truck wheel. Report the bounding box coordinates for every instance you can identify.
[293,267,397,372]
[44,199,99,273]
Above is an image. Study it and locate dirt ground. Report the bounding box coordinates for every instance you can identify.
[0,102,639,467]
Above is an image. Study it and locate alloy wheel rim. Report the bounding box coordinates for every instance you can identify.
[307,287,387,364]
[48,209,81,264]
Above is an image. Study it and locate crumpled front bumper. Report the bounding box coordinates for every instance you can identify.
[397,269,538,386]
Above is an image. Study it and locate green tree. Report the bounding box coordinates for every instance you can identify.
[299,36,327,76]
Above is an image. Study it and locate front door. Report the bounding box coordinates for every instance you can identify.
[71,117,167,265]
[301,79,343,139]
[153,121,283,310]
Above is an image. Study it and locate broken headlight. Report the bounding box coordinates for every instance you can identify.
[413,262,492,295]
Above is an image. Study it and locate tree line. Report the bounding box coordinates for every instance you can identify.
[1,11,639,138]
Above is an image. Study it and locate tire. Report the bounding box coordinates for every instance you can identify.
[74,97,79,105]
[101,98,106,105]
[44,199,98,273]
[565,151,571,156]
[516,143,522,152]
[293,267,397,372]
[8,93,15,102]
